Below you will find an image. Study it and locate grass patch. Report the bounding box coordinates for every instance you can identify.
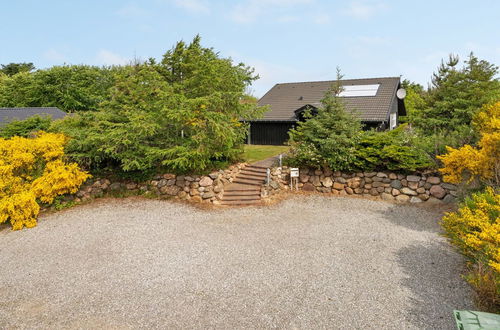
[243,145,289,163]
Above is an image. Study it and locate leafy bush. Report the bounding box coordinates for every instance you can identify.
[0,132,90,230]
[438,101,499,186]
[0,115,52,138]
[442,187,500,311]
[354,124,434,172]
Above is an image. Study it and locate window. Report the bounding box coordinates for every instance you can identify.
[338,84,380,97]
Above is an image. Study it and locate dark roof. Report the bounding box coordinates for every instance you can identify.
[256,77,402,122]
[0,107,67,126]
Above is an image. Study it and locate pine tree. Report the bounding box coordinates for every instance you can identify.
[288,69,362,171]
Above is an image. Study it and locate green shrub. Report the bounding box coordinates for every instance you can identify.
[0,115,53,138]
[354,125,434,172]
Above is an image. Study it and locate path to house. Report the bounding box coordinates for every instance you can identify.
[0,195,472,329]
[220,156,279,206]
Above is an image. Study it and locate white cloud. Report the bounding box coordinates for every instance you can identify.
[96,50,129,66]
[43,49,67,62]
[116,4,149,18]
[230,0,313,23]
[343,1,387,20]
[173,0,210,14]
[312,13,331,25]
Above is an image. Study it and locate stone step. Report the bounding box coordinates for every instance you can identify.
[223,190,261,197]
[244,166,268,173]
[220,200,262,206]
[221,195,261,201]
[224,183,260,192]
[232,179,262,186]
[235,174,265,183]
[239,170,267,178]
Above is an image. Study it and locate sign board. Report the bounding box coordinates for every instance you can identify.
[290,168,299,178]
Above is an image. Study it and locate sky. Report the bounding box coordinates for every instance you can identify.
[1,0,499,97]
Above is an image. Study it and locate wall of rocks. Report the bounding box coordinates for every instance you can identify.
[265,167,458,204]
[68,163,247,205]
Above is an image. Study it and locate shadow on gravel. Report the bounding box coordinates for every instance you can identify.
[377,204,443,234]
[395,241,473,329]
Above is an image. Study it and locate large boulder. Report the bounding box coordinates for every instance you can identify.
[321,176,333,187]
[406,175,421,182]
[161,185,180,196]
[410,196,423,203]
[202,191,215,199]
[429,185,446,199]
[401,187,417,196]
[302,183,315,191]
[333,182,344,190]
[426,176,441,185]
[299,174,310,183]
[390,180,402,189]
[441,183,457,191]
[199,176,214,187]
[396,194,410,202]
[381,193,394,201]
[312,176,322,187]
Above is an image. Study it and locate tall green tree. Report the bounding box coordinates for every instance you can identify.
[416,53,499,134]
[0,65,116,111]
[52,37,263,174]
[413,53,500,156]
[0,62,35,76]
[288,70,363,171]
[158,35,259,120]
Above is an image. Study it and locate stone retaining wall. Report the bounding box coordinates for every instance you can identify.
[265,167,458,204]
[68,163,247,205]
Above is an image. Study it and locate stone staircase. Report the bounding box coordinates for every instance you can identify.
[220,164,268,206]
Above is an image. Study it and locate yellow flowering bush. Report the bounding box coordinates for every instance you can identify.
[442,187,500,310]
[442,188,500,269]
[0,132,90,230]
[438,101,500,186]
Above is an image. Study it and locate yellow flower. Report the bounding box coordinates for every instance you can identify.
[0,132,90,230]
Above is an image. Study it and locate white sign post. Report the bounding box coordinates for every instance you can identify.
[290,168,299,191]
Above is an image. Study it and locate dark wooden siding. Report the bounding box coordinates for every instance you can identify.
[249,121,295,145]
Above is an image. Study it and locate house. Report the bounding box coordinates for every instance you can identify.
[248,77,406,145]
[0,107,67,126]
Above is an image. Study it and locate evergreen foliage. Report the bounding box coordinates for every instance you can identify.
[0,65,116,111]
[0,62,35,76]
[0,115,52,138]
[52,37,262,175]
[411,53,500,156]
[287,70,363,171]
[354,125,433,172]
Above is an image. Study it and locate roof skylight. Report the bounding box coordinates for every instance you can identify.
[338,84,380,97]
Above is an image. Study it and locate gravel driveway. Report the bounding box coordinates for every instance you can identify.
[0,196,472,329]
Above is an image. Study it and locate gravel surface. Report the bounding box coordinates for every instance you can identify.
[0,195,472,329]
